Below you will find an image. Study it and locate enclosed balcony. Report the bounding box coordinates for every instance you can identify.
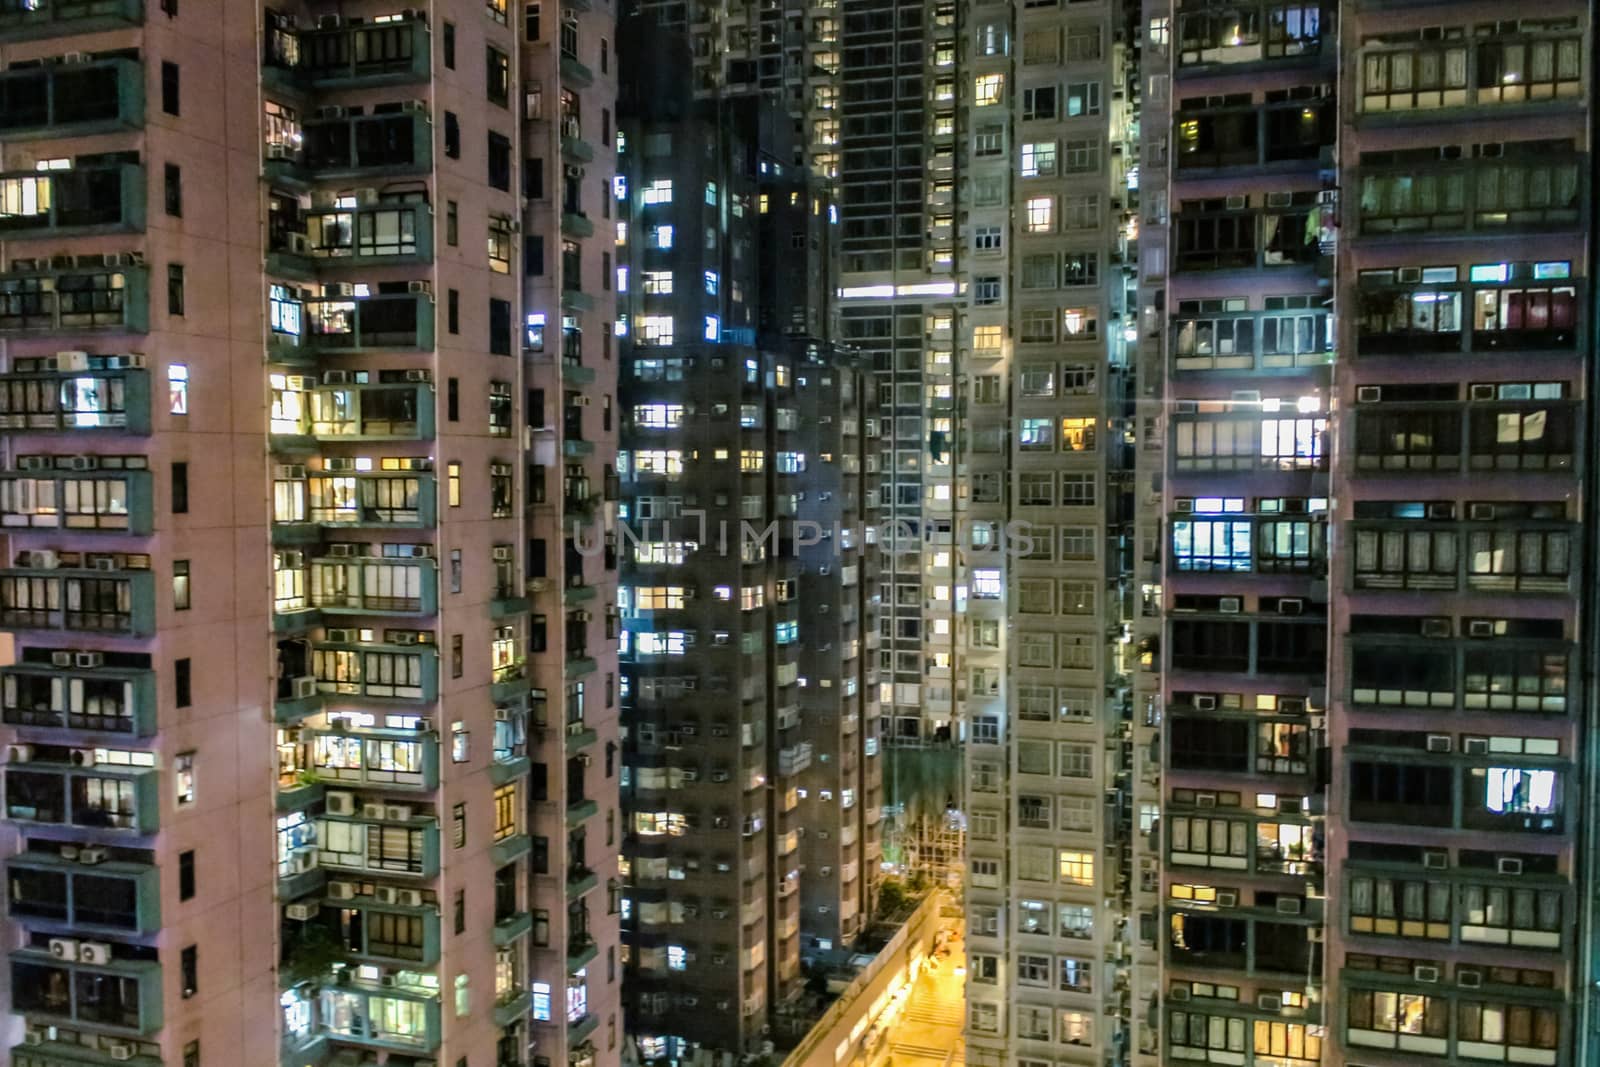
[317,980,441,1052]
[303,292,435,353]
[1351,386,1578,474]
[6,851,161,935]
[271,378,435,446]
[0,468,153,536]
[270,200,435,275]
[1175,2,1326,72]
[0,359,152,434]
[0,58,143,139]
[1172,303,1333,373]
[308,727,439,790]
[309,556,438,617]
[300,469,436,529]
[1358,149,1583,237]
[0,562,156,636]
[1175,95,1336,171]
[312,632,439,704]
[1348,622,1570,714]
[0,0,143,41]
[2,759,161,833]
[0,164,144,240]
[309,894,442,966]
[297,15,431,88]
[1173,199,1329,273]
[10,947,161,1034]
[299,109,433,180]
[0,260,149,335]
[1355,264,1581,357]
[316,810,441,878]
[1,657,156,735]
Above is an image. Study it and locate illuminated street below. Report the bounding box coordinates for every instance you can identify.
[872,924,966,1067]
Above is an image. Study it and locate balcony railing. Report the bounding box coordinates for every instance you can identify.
[0,261,149,335]
[3,759,160,833]
[10,948,161,1034]
[0,469,153,535]
[0,57,143,139]
[1,658,157,734]
[1358,155,1583,237]
[298,16,431,87]
[5,851,160,934]
[1348,634,1570,714]
[1175,2,1326,71]
[0,164,144,239]
[271,381,436,444]
[0,361,152,434]
[0,564,156,636]
[316,981,442,1052]
[303,293,435,353]
[1173,206,1328,273]
[1352,399,1578,474]
[271,201,435,274]
[299,470,436,528]
[1356,279,1580,357]
[308,727,439,790]
[316,810,441,878]
[1172,307,1333,373]
[312,634,439,703]
[309,557,438,616]
[296,110,433,179]
[0,0,143,41]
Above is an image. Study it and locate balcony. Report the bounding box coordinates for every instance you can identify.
[311,634,439,705]
[1175,3,1326,73]
[271,381,435,449]
[0,563,157,636]
[1351,521,1574,596]
[1348,632,1571,715]
[307,727,440,790]
[299,16,431,88]
[303,293,435,354]
[0,260,150,335]
[0,467,154,536]
[560,53,594,86]
[317,810,441,878]
[565,866,598,900]
[493,909,533,946]
[561,133,595,164]
[6,852,160,935]
[3,759,160,834]
[0,165,144,239]
[777,742,813,777]
[1,658,157,735]
[10,947,161,1035]
[1172,307,1333,374]
[561,212,595,239]
[494,988,534,1029]
[1175,99,1335,173]
[312,895,442,966]
[565,796,598,827]
[0,0,143,41]
[309,556,439,617]
[1351,395,1578,475]
[1172,204,1329,274]
[0,360,152,435]
[1358,153,1583,237]
[1356,274,1580,358]
[0,58,143,140]
[317,980,441,1052]
[304,470,437,530]
[490,832,532,866]
[269,201,436,277]
[491,663,529,705]
[566,933,598,971]
[296,109,433,181]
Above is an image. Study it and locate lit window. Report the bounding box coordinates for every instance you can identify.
[974,74,1003,106]
[973,325,1002,351]
[175,751,196,805]
[168,363,189,415]
[642,270,673,294]
[704,271,719,294]
[1059,850,1094,885]
[972,568,1002,599]
[1021,141,1056,178]
[642,179,673,205]
[704,182,718,205]
[704,315,720,341]
[638,315,674,346]
[633,404,685,428]
[1062,306,1098,338]
[652,225,673,248]
[1025,196,1054,233]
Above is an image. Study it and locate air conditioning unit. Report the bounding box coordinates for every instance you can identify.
[407,280,432,295]
[1214,890,1237,908]
[1467,620,1496,638]
[1413,965,1441,984]
[70,748,99,766]
[325,628,356,643]
[286,901,321,921]
[1356,386,1383,403]
[1276,897,1303,915]
[1277,797,1303,815]
[266,143,294,160]
[1278,697,1306,715]
[75,652,104,669]
[292,848,319,872]
[323,457,355,472]
[492,546,512,562]
[56,350,92,370]
[710,908,730,920]
[1426,734,1452,754]
[375,886,399,905]
[1421,618,1451,639]
[362,802,388,819]
[1469,383,1497,401]
[1497,857,1523,876]
[18,550,58,569]
[48,938,79,960]
[402,98,429,114]
[357,188,380,205]
[1174,499,1194,513]
[385,805,412,821]
[1422,850,1449,870]
[1168,985,1191,1002]
[78,941,111,965]
[392,632,421,645]
[1463,737,1489,755]
[396,889,424,907]
[93,557,118,571]
[1224,195,1247,210]
[5,744,33,763]
[1256,994,1282,1012]
[315,105,348,120]
[318,13,341,27]
[77,846,108,865]
[276,464,307,480]
[1193,695,1217,711]
[1277,598,1304,616]
[323,370,352,385]
[1468,503,1496,521]
[107,1043,137,1063]
[1196,792,1217,808]
[328,881,357,900]
[293,676,319,699]
[680,767,699,782]
[51,651,74,667]
[106,355,145,370]
[1218,597,1242,614]
[23,1027,45,1046]
[18,456,51,471]
[1458,968,1483,989]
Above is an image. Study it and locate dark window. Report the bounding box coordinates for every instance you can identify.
[600,38,608,72]
[164,163,182,217]
[601,108,610,146]
[1349,761,1454,826]
[602,394,612,432]
[489,298,512,354]
[532,835,549,874]
[447,378,460,421]
[451,634,464,678]
[1170,620,1249,672]
[526,235,545,276]
[453,889,465,934]
[172,462,188,513]
[161,61,180,115]
[175,658,192,708]
[167,264,185,316]
[160,0,177,14]
[444,111,460,158]
[181,945,198,997]
[447,289,460,334]
[601,251,611,291]
[173,560,191,610]
[1169,716,1249,772]
[443,20,456,67]
[525,157,544,200]
[487,132,512,190]
[179,850,195,900]
[487,46,510,106]
[525,1,540,40]
[529,389,545,427]
[446,200,458,245]
[183,1041,198,1067]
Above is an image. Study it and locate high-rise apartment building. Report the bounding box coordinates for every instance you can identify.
[614,31,879,1063]
[0,0,623,1065]
[1136,4,1593,1067]
[954,1,1141,1065]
